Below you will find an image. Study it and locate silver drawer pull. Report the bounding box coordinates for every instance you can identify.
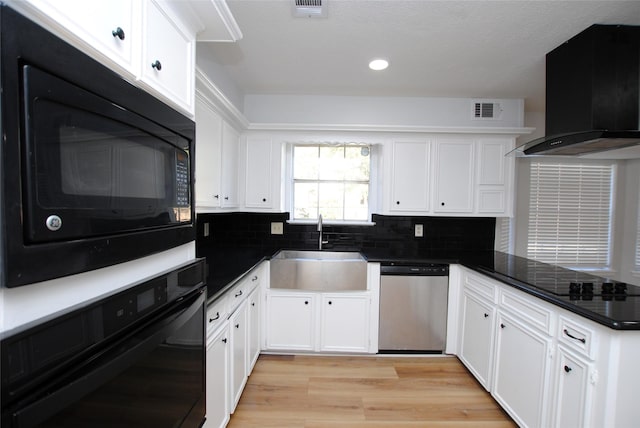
[563,328,586,343]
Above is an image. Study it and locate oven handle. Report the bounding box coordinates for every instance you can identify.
[9,288,205,428]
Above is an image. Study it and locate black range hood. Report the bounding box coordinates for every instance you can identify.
[520,24,640,157]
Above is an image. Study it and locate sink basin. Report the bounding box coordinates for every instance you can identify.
[270,250,367,291]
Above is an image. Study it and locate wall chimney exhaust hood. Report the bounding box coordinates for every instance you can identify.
[517,24,640,158]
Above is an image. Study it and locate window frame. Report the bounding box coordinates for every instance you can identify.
[284,142,378,225]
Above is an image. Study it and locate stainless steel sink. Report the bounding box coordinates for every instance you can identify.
[270,250,367,291]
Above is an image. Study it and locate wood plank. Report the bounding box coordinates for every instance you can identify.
[227,355,516,427]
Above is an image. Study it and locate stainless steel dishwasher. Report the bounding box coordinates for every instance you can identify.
[378,263,449,353]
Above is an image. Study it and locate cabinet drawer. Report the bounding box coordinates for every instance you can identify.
[207,295,228,337]
[558,316,597,360]
[246,270,262,293]
[228,280,248,314]
[499,288,553,335]
[465,272,498,303]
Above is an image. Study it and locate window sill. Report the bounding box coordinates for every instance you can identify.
[286,220,376,227]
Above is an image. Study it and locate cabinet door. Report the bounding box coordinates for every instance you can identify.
[551,347,593,428]
[141,0,194,114]
[320,294,370,353]
[195,97,223,209]
[221,122,239,208]
[476,139,512,215]
[25,0,137,73]
[247,287,261,373]
[458,291,495,390]
[265,293,315,351]
[229,300,248,412]
[433,140,474,213]
[206,323,230,428]
[244,137,273,209]
[493,311,551,428]
[389,141,430,212]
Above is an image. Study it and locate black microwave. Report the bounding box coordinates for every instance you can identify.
[1,5,196,287]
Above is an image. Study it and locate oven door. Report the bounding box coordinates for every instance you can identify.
[1,287,206,428]
[22,65,192,244]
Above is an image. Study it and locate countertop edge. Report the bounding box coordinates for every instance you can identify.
[463,264,640,331]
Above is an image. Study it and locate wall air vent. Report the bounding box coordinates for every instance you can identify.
[473,102,503,120]
[293,0,327,18]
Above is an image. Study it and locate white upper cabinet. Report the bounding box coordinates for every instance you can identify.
[195,94,240,211]
[221,122,240,208]
[384,135,514,216]
[476,138,514,216]
[195,96,223,209]
[388,141,431,212]
[433,139,475,213]
[13,0,197,116]
[19,0,138,73]
[140,0,194,114]
[243,137,275,209]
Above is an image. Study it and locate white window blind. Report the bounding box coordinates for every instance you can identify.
[527,162,614,269]
[635,193,640,271]
[495,217,512,253]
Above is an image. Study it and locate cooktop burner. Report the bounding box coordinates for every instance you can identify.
[525,277,640,301]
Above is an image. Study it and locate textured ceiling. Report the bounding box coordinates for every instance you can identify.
[201,0,640,113]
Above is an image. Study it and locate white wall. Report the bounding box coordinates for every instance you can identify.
[244,94,526,129]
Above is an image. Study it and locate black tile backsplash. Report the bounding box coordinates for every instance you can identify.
[196,212,495,257]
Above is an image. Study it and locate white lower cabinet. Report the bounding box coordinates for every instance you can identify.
[265,292,316,351]
[229,299,248,413]
[551,346,593,428]
[458,290,495,390]
[205,261,265,427]
[453,268,636,428]
[492,311,552,428]
[264,290,375,353]
[319,294,370,353]
[247,286,261,372]
[205,322,230,428]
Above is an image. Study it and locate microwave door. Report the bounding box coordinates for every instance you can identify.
[23,65,191,244]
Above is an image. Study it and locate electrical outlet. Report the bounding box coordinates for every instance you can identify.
[271,222,284,235]
[415,224,424,237]
[203,222,210,237]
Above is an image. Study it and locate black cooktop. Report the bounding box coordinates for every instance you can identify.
[481,252,640,301]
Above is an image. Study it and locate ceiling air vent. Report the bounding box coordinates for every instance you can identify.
[473,102,503,120]
[293,0,327,18]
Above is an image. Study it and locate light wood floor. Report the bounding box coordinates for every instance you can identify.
[228,354,516,427]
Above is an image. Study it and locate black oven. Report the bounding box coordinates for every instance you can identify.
[0,259,207,428]
[1,5,196,287]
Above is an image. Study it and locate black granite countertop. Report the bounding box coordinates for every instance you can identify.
[201,248,267,302]
[460,251,640,331]
[203,247,640,330]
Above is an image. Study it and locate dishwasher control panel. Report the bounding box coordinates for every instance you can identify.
[380,263,449,276]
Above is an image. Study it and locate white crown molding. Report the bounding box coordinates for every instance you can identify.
[195,67,249,130]
[246,122,536,136]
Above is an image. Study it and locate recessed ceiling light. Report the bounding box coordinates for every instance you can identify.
[369,59,389,71]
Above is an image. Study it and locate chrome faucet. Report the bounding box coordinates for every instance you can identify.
[317,214,328,250]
